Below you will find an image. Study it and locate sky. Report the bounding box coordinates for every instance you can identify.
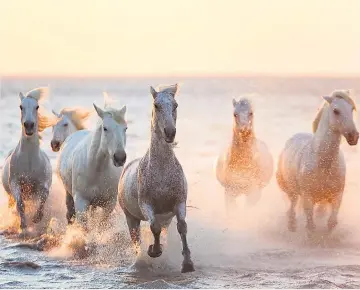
[0,0,359,77]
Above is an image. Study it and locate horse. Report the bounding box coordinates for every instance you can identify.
[118,84,195,273]
[276,90,359,232]
[215,98,273,211]
[50,107,92,152]
[1,87,54,236]
[56,94,127,226]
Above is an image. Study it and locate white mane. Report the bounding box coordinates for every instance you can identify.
[57,107,92,130]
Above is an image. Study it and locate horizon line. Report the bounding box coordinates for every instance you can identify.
[1,72,360,79]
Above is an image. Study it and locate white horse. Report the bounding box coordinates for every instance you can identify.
[118,84,195,273]
[50,107,92,152]
[276,90,359,232]
[56,94,127,226]
[1,87,54,236]
[215,98,273,211]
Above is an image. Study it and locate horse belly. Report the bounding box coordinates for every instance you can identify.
[277,134,311,194]
[1,160,11,194]
[119,159,143,219]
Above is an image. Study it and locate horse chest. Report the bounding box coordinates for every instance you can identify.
[300,166,344,196]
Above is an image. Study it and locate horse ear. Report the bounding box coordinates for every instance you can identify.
[323,96,333,104]
[150,86,157,99]
[19,92,25,101]
[118,105,127,116]
[232,98,237,107]
[93,103,104,119]
[173,83,179,97]
[52,109,60,118]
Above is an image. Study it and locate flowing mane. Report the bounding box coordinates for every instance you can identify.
[157,84,179,96]
[312,90,356,133]
[23,87,55,136]
[58,107,92,130]
[96,92,127,125]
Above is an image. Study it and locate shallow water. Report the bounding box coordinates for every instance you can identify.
[1,77,360,288]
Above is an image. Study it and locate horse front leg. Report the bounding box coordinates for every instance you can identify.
[246,185,262,207]
[33,187,49,224]
[287,193,298,232]
[74,194,90,230]
[175,202,195,273]
[328,193,343,232]
[303,194,315,232]
[140,202,163,258]
[224,187,237,214]
[10,183,27,236]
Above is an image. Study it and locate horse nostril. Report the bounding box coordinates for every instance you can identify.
[51,140,60,149]
[164,127,176,138]
[24,121,34,130]
[113,153,126,165]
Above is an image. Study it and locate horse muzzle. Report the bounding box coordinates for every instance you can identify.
[164,127,176,143]
[24,121,35,136]
[51,140,61,152]
[113,152,126,167]
[345,131,359,146]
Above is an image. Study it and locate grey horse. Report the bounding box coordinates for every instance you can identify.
[118,84,195,273]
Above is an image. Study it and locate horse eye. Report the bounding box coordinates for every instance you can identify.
[103,127,108,132]
[154,104,159,109]
[63,123,68,127]
[125,127,128,131]
[234,113,238,118]
[249,112,253,117]
[19,105,23,110]
[333,109,340,115]
[174,104,178,110]
[36,106,39,110]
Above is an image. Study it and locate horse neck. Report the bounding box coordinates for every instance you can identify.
[19,131,40,154]
[88,125,110,171]
[230,126,255,158]
[148,122,175,163]
[312,109,341,167]
[68,121,78,134]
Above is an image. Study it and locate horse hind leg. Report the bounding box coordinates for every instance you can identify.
[328,194,342,232]
[66,191,75,225]
[123,209,141,254]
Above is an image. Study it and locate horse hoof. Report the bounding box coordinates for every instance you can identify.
[181,260,195,273]
[147,244,163,258]
[18,230,31,240]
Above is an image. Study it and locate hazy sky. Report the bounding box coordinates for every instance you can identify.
[0,0,359,76]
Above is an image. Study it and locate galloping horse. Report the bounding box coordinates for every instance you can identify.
[56,94,128,226]
[277,90,358,232]
[118,84,195,273]
[215,98,273,211]
[2,87,54,236]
